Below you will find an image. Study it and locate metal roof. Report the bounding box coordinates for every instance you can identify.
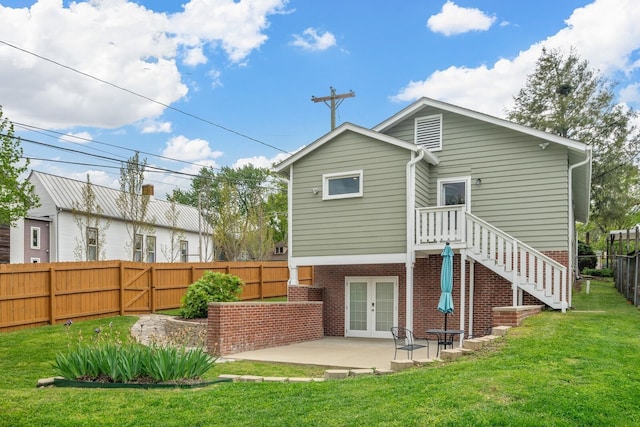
[30,171,201,232]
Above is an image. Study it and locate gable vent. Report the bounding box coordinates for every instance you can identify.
[415,114,442,151]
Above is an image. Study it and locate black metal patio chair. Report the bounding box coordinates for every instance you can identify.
[390,326,428,360]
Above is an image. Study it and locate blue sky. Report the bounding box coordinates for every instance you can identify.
[0,0,639,197]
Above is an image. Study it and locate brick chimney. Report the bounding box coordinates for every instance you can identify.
[141,184,154,197]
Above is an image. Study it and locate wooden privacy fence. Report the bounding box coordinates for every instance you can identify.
[0,260,313,332]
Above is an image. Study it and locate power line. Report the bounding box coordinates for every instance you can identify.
[13,120,216,170]
[6,123,287,191]
[0,39,292,154]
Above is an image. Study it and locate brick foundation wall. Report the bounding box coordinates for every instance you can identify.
[313,250,568,339]
[207,302,323,355]
[314,264,407,336]
[288,284,324,302]
[493,305,543,327]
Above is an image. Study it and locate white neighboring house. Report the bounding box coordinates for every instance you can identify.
[10,171,206,263]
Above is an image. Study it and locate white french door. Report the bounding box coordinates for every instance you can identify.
[345,277,398,338]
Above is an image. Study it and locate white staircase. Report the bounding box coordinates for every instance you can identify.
[415,207,568,311]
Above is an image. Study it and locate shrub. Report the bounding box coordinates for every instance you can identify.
[582,268,613,277]
[578,241,597,272]
[180,271,244,319]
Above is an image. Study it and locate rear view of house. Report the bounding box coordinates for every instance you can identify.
[275,97,591,339]
[10,171,204,263]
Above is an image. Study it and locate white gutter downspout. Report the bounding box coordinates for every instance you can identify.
[405,149,425,332]
[287,165,298,286]
[55,207,62,262]
[567,146,592,311]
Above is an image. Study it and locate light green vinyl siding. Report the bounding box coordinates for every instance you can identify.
[291,131,410,257]
[415,161,431,208]
[384,108,569,251]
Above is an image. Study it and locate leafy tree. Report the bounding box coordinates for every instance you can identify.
[265,178,288,244]
[213,181,247,260]
[506,48,640,246]
[116,152,154,261]
[169,165,287,260]
[72,174,111,261]
[0,107,39,225]
[160,198,185,262]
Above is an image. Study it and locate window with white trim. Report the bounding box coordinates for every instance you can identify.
[180,240,188,262]
[146,235,156,263]
[87,227,98,261]
[134,234,143,262]
[415,114,442,151]
[322,170,363,200]
[30,227,41,249]
[437,177,471,211]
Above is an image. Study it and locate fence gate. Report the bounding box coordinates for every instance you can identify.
[121,264,152,314]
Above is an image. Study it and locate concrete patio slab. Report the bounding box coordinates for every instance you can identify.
[223,337,445,369]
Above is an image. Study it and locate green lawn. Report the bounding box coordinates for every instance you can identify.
[1,279,639,426]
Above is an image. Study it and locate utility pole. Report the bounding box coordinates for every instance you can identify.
[311,86,355,130]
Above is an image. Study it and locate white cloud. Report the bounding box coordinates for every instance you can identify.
[59,131,93,144]
[208,68,223,88]
[0,0,287,130]
[141,120,173,134]
[69,170,115,188]
[427,1,496,36]
[233,153,290,169]
[396,0,640,117]
[619,83,640,104]
[161,135,223,162]
[183,45,207,66]
[171,0,288,63]
[292,28,337,51]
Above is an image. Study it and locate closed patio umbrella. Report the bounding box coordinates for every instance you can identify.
[438,242,454,330]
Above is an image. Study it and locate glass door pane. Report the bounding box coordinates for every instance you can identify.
[349,282,368,331]
[375,282,395,332]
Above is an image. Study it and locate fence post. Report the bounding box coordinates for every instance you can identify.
[119,262,125,316]
[259,264,264,300]
[49,266,56,325]
[150,265,156,313]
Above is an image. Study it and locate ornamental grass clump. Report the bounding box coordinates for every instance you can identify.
[52,321,216,384]
[180,271,244,319]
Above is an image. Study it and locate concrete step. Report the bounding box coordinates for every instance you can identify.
[390,359,414,371]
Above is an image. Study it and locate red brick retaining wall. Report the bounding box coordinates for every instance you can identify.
[207,302,323,355]
[288,284,323,302]
[492,305,543,327]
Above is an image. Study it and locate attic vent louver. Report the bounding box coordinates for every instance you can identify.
[415,114,442,151]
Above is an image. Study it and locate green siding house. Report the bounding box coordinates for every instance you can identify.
[275,97,591,339]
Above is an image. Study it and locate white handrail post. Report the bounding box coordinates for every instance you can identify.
[460,206,467,244]
[512,240,519,306]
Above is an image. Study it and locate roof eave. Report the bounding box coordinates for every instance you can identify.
[373,97,589,152]
[273,122,437,172]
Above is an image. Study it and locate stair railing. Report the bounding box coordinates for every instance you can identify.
[465,212,568,311]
